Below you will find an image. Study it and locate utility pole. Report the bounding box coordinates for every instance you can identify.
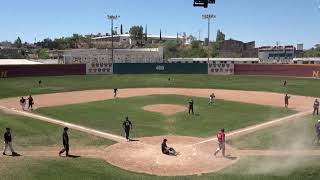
[202,14,216,63]
[107,15,120,63]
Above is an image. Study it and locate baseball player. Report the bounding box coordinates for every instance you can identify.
[113,88,118,98]
[123,117,132,141]
[214,128,226,157]
[188,99,194,115]
[313,99,319,116]
[209,93,215,105]
[283,80,287,87]
[3,128,19,156]
[19,97,26,111]
[28,95,34,110]
[161,138,179,156]
[59,127,70,157]
[315,120,320,145]
[284,94,291,108]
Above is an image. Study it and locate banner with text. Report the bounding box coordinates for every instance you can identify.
[208,63,234,75]
[86,63,113,75]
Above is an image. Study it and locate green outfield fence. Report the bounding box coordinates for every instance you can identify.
[112,63,208,74]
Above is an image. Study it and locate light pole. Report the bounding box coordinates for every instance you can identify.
[202,14,216,63]
[107,15,120,63]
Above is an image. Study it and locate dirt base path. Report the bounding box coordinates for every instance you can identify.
[0,88,315,111]
[0,88,318,176]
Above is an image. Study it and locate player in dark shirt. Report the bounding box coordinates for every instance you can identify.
[114,88,118,98]
[28,95,34,110]
[313,99,319,116]
[284,94,291,108]
[3,128,19,156]
[19,97,26,110]
[315,120,320,145]
[161,139,178,156]
[188,99,194,114]
[59,127,70,156]
[38,80,42,87]
[123,117,132,141]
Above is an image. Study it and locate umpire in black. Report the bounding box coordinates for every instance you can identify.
[59,127,69,156]
[188,99,194,115]
[123,117,132,142]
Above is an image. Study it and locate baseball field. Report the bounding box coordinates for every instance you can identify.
[0,74,320,179]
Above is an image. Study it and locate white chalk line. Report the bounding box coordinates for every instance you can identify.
[0,105,126,143]
[192,111,312,146]
[0,105,313,149]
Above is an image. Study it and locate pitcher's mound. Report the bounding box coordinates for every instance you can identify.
[143,104,187,115]
[104,136,239,176]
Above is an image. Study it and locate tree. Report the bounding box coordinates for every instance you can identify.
[304,44,320,57]
[211,42,219,57]
[187,35,197,43]
[35,48,49,59]
[216,30,225,42]
[163,40,179,59]
[191,40,200,49]
[129,26,144,46]
[14,37,22,48]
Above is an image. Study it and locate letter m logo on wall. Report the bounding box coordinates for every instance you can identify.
[1,71,8,78]
[313,70,320,78]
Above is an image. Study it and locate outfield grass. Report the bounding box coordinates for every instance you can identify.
[228,115,320,150]
[0,111,114,149]
[0,74,319,99]
[0,156,319,180]
[36,95,294,138]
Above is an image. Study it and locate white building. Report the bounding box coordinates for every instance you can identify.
[258,46,295,64]
[168,58,260,64]
[293,57,320,64]
[63,48,164,64]
[91,34,184,45]
[0,59,43,65]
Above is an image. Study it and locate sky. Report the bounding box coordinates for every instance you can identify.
[1,0,320,48]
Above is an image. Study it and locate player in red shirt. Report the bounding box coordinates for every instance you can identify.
[214,128,225,157]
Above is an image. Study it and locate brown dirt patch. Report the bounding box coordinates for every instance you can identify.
[104,136,239,176]
[0,88,316,112]
[143,104,187,115]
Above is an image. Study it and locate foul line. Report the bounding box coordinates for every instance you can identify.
[192,111,312,146]
[0,105,126,143]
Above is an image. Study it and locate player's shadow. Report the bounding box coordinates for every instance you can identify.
[5,153,22,157]
[225,155,237,160]
[67,155,81,158]
[129,139,139,142]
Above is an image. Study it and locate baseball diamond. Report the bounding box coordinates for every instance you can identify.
[0,80,319,178]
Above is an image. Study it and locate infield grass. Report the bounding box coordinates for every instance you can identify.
[36,95,295,138]
[1,74,319,99]
[0,111,114,149]
[228,115,320,150]
[0,156,319,180]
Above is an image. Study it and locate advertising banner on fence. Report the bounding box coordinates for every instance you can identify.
[234,64,320,78]
[0,64,86,78]
[208,63,234,75]
[86,63,113,75]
